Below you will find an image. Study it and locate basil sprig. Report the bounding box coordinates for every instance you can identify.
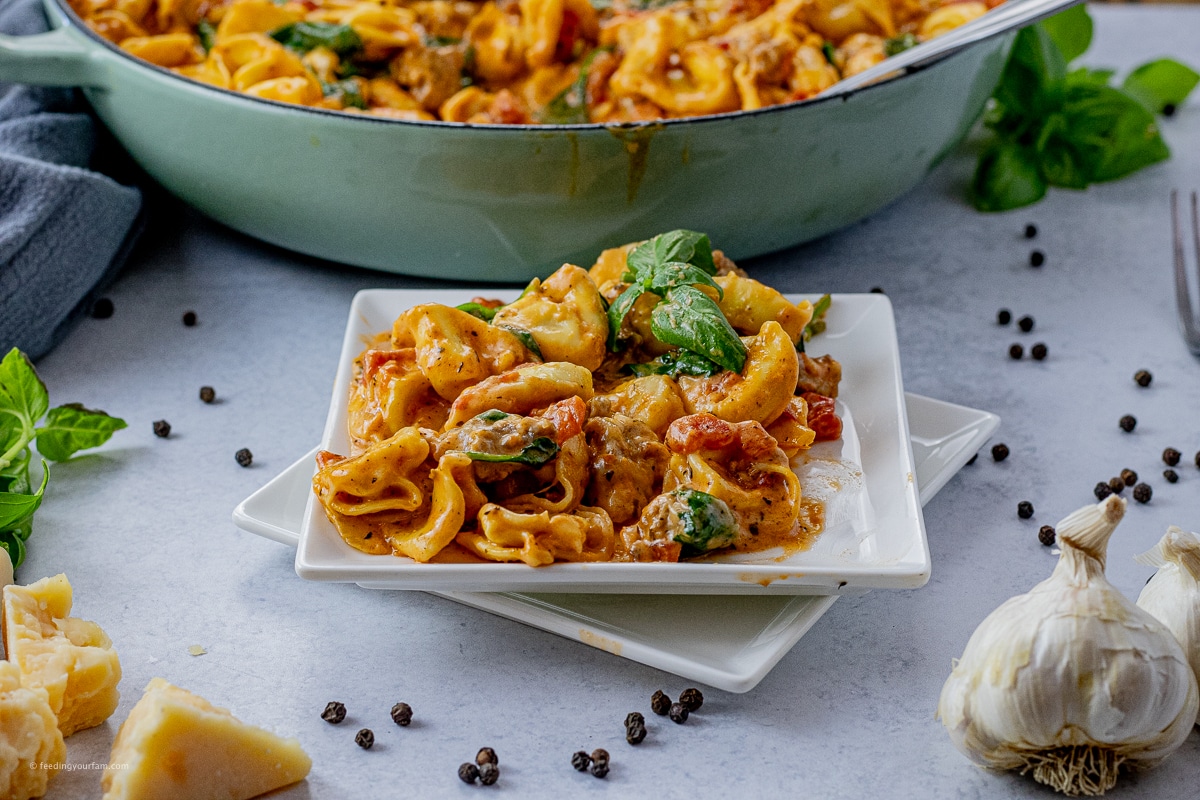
[463,437,559,467]
[321,79,366,109]
[607,230,747,373]
[270,22,363,57]
[0,349,126,569]
[627,349,722,378]
[672,488,738,556]
[800,293,832,350]
[971,5,1198,212]
[538,47,610,125]
[884,33,917,58]
[456,301,499,322]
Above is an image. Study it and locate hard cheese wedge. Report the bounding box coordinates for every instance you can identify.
[102,678,312,800]
[0,660,66,800]
[1,574,121,736]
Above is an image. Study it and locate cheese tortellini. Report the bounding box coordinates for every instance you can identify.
[313,234,845,565]
[80,0,1001,123]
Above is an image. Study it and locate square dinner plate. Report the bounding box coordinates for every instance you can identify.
[297,291,923,594]
[235,393,997,691]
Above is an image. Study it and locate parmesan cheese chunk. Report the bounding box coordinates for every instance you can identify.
[1,574,121,736]
[0,660,66,800]
[102,679,312,800]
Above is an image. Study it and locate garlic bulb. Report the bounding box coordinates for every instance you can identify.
[1136,526,1200,725]
[937,497,1198,797]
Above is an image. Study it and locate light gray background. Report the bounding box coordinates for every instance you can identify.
[18,7,1200,797]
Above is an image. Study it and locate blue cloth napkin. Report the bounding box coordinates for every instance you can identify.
[0,0,142,360]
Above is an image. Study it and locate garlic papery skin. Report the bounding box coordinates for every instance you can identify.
[936,497,1199,797]
[1136,526,1200,725]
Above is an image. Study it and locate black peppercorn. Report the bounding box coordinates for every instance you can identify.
[1163,448,1182,466]
[1163,103,1177,117]
[152,420,171,438]
[1119,415,1136,433]
[1024,224,1038,239]
[625,712,644,728]
[1018,315,1034,333]
[235,448,253,467]
[1194,450,1200,469]
[668,702,689,724]
[997,309,1012,325]
[590,749,609,771]
[355,728,374,749]
[459,763,480,784]
[91,298,114,319]
[1133,483,1152,504]
[1031,343,1048,360]
[1017,501,1034,519]
[678,688,704,712]
[1009,343,1023,360]
[1038,526,1056,547]
[1094,482,1113,501]
[1134,369,1153,387]
[476,747,497,766]
[590,762,609,779]
[1108,477,1125,495]
[199,386,216,404]
[991,443,1009,462]
[626,721,646,745]
[321,701,346,724]
[966,454,978,466]
[182,310,197,327]
[391,702,412,726]
[1121,469,1138,487]
[571,751,591,771]
[1164,469,1179,484]
[478,763,499,786]
[650,690,671,715]
[1029,250,1045,268]
[869,286,885,294]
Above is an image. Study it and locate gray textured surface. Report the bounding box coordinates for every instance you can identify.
[16,6,1200,798]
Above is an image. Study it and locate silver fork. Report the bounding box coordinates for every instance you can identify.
[1172,190,1200,356]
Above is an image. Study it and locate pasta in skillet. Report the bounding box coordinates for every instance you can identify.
[72,0,1000,123]
[312,229,844,566]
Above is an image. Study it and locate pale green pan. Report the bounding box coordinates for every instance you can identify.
[0,0,1011,280]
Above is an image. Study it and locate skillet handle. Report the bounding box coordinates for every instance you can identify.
[0,27,105,88]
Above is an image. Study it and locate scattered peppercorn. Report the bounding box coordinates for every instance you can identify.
[668,703,689,724]
[1024,224,1038,239]
[1133,483,1152,504]
[1038,525,1056,547]
[625,712,644,728]
[152,420,171,438]
[626,721,646,745]
[1094,482,1113,501]
[476,747,498,767]
[1029,250,1045,268]
[966,454,978,466]
[1108,477,1125,495]
[1163,448,1181,466]
[355,728,374,749]
[478,763,499,786]
[199,386,216,403]
[1121,469,1138,487]
[391,702,412,726]
[1163,103,1177,117]
[1119,415,1137,433]
[870,287,885,294]
[459,763,480,784]
[590,761,609,779]
[91,298,114,319]
[1194,450,1200,469]
[235,447,253,467]
[1134,369,1153,387]
[1018,315,1034,333]
[1009,343,1023,360]
[1017,501,1034,519]
[991,443,1010,462]
[1164,469,1179,484]
[182,310,197,327]
[572,751,591,771]
[997,309,1012,325]
[678,688,704,712]
[1031,343,1048,360]
[321,701,346,724]
[650,690,671,715]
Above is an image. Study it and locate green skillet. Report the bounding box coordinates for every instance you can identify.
[0,0,1011,281]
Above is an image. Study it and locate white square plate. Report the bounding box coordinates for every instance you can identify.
[235,393,998,691]
[297,291,924,594]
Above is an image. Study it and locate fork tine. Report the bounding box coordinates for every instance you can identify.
[1176,190,1200,355]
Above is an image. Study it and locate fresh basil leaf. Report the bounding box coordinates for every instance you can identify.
[1034,112,1089,189]
[335,60,363,79]
[34,404,127,463]
[821,41,836,66]
[606,283,645,350]
[1061,83,1169,182]
[802,294,832,343]
[456,302,500,322]
[647,261,722,299]
[1121,59,1200,115]
[475,409,510,423]
[0,465,46,532]
[970,139,1047,212]
[270,22,362,57]
[322,79,367,110]
[627,349,722,378]
[650,285,746,374]
[423,34,461,47]
[672,488,737,554]
[464,437,558,466]
[626,230,716,281]
[496,325,543,360]
[1066,67,1115,89]
[1038,4,1092,64]
[0,348,48,436]
[0,528,25,570]
[197,19,217,53]
[537,47,609,125]
[884,33,918,58]
[994,26,1066,119]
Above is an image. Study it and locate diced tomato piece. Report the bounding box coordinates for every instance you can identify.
[542,395,587,443]
[802,392,842,441]
[555,9,579,62]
